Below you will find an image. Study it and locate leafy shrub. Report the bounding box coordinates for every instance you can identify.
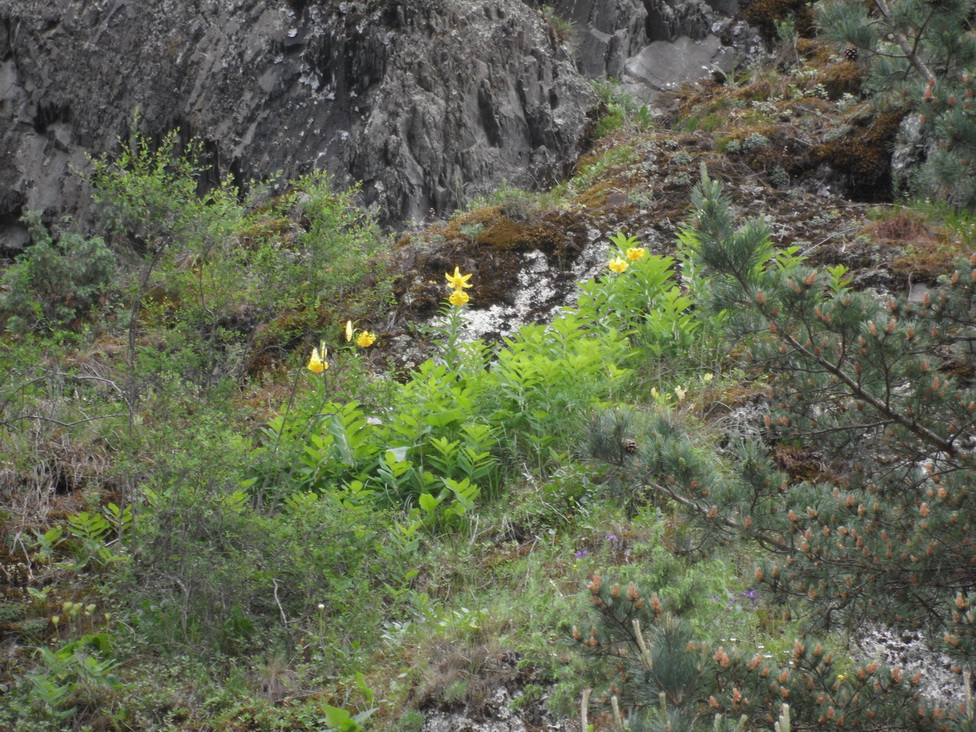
[249,172,391,309]
[1,213,116,334]
[129,465,407,659]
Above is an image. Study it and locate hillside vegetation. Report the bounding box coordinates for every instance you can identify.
[2,21,976,732]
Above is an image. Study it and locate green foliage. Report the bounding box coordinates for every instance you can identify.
[481,314,630,468]
[579,169,976,726]
[691,171,976,653]
[130,475,406,659]
[575,575,928,730]
[89,114,242,259]
[816,0,976,205]
[20,633,121,725]
[578,232,701,360]
[252,172,390,309]
[1,213,116,334]
[25,503,130,571]
[589,79,655,138]
[540,4,575,42]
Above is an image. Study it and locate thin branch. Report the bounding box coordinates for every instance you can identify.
[777,329,956,455]
[870,0,936,82]
[12,413,128,428]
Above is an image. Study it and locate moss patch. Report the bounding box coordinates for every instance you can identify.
[813,109,907,202]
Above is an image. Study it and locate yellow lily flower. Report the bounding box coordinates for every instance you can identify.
[356,331,377,348]
[307,344,328,374]
[445,266,473,290]
[626,247,646,261]
[608,257,629,273]
[449,289,470,307]
[345,320,354,342]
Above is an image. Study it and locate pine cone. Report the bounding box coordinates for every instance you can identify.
[844,45,859,62]
[622,438,638,454]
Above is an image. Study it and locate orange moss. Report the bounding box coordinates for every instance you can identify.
[817,61,863,100]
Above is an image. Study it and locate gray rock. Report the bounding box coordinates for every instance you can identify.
[645,0,714,42]
[537,0,648,78]
[533,0,761,108]
[0,0,595,242]
[622,35,732,101]
[890,112,929,198]
[856,625,968,709]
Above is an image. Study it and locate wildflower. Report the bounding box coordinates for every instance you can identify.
[626,247,646,261]
[445,266,473,290]
[449,289,470,307]
[345,320,354,342]
[606,534,617,542]
[608,257,629,273]
[703,372,714,382]
[307,344,328,374]
[356,331,377,348]
[317,603,326,610]
[575,549,589,559]
[675,385,687,402]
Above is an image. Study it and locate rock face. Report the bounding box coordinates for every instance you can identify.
[535,0,758,102]
[534,0,649,78]
[0,0,595,246]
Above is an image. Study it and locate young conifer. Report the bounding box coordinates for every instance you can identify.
[582,171,976,726]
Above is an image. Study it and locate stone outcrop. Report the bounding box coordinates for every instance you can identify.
[535,0,759,102]
[0,0,595,247]
[531,0,649,78]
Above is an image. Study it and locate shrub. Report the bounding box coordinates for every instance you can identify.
[1,213,116,334]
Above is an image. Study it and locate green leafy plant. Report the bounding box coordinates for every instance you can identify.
[1,213,116,334]
[577,231,705,362]
[24,633,121,724]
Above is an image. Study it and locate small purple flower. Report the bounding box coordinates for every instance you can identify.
[606,534,618,542]
[708,594,722,602]
[575,549,589,559]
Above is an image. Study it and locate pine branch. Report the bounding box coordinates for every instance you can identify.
[773,326,957,456]
[870,0,936,82]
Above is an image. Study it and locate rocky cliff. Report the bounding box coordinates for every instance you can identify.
[0,0,595,247]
